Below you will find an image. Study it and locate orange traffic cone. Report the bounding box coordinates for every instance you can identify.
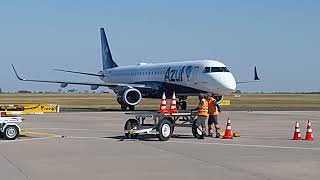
[169,92,177,113]
[304,120,314,141]
[223,118,233,139]
[292,121,301,140]
[158,92,168,113]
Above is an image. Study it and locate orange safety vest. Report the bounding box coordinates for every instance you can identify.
[208,97,219,115]
[197,98,208,116]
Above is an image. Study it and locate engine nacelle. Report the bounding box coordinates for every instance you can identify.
[117,88,142,106]
[214,95,224,104]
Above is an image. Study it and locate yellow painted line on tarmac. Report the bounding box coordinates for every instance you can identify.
[21,129,60,137]
[0,136,60,144]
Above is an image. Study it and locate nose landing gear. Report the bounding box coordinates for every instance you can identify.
[177,96,187,110]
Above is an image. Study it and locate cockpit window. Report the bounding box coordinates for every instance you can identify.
[204,67,230,73]
[211,67,229,72]
[222,67,229,72]
[204,67,211,73]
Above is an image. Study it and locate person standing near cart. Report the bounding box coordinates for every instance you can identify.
[207,93,221,138]
[195,93,209,139]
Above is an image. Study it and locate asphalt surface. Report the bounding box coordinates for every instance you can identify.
[0,111,319,180]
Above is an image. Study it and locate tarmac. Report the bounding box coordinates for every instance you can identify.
[0,111,319,180]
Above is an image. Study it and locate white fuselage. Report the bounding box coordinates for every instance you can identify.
[100,60,236,95]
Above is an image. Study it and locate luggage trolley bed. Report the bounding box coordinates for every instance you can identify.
[124,111,203,141]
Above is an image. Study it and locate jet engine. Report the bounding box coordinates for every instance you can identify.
[117,88,142,106]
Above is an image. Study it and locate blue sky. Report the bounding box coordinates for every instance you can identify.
[0,0,319,92]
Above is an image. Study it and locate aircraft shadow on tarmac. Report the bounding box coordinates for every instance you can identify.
[103,134,195,142]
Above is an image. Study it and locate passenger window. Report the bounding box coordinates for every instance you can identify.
[204,67,210,73]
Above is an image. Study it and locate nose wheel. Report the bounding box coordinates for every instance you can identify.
[177,99,187,110]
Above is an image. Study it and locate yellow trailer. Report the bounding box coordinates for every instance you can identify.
[0,104,59,115]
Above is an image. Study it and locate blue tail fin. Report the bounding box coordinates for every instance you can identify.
[254,66,260,81]
[100,28,118,70]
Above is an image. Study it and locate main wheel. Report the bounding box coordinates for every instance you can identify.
[121,104,127,111]
[158,119,172,141]
[124,119,139,139]
[128,105,135,111]
[3,126,19,140]
[171,126,175,134]
[192,120,203,139]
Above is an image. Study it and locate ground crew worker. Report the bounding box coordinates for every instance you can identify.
[194,93,209,139]
[207,93,221,138]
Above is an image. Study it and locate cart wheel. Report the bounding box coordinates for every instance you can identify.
[124,119,139,139]
[158,119,172,141]
[3,126,19,140]
[192,121,203,139]
[171,126,175,134]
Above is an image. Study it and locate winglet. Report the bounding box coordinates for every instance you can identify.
[254,66,260,81]
[11,64,25,81]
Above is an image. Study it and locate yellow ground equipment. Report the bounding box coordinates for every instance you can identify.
[218,130,240,137]
[219,99,231,106]
[0,104,59,115]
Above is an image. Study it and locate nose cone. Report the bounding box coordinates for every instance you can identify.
[222,73,236,92]
[210,73,236,93]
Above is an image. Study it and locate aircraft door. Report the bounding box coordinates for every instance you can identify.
[191,66,199,84]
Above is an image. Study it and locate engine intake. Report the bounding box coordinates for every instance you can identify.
[117,88,142,106]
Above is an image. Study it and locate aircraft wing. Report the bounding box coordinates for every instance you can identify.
[237,66,260,84]
[12,65,151,90]
[52,68,104,77]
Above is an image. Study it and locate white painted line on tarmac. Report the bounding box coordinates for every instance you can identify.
[239,136,281,139]
[167,140,320,150]
[31,135,320,151]
[63,136,105,140]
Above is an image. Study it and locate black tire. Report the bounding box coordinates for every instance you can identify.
[158,119,172,141]
[121,104,127,111]
[3,126,19,140]
[124,119,139,139]
[180,101,187,110]
[128,105,135,111]
[171,125,175,134]
[192,120,203,139]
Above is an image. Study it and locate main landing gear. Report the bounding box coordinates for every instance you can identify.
[120,104,135,111]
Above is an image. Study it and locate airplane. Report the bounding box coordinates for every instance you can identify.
[12,28,260,111]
